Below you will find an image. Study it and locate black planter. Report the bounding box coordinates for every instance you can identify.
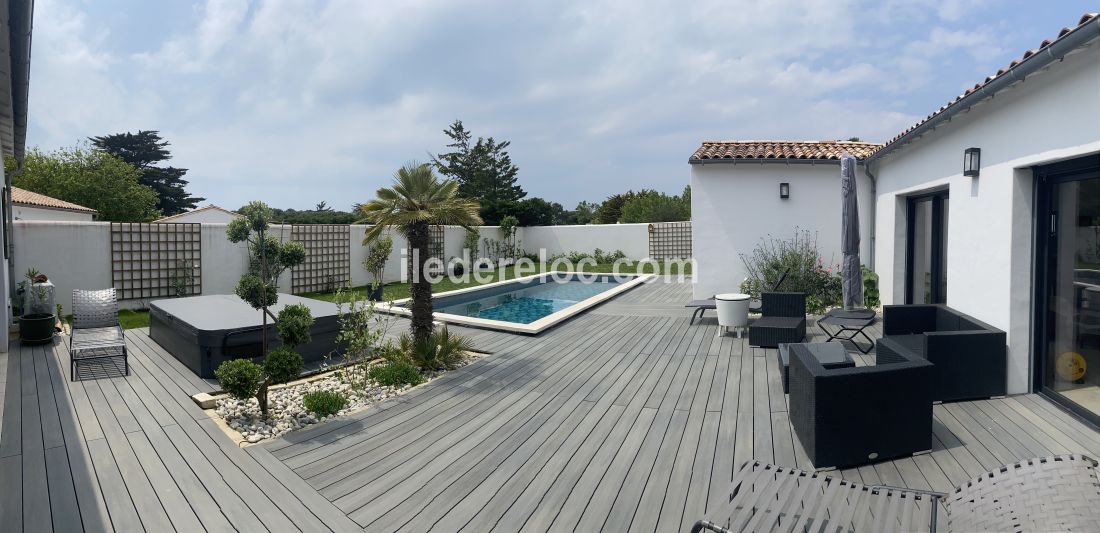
[367,284,385,301]
[20,313,56,345]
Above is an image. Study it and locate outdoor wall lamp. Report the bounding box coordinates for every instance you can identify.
[963,147,981,177]
[779,182,790,199]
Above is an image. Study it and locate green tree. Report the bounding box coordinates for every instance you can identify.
[510,197,557,226]
[89,130,204,216]
[360,162,482,346]
[256,206,357,224]
[563,200,601,225]
[619,187,691,223]
[432,120,524,224]
[595,190,643,224]
[226,201,308,352]
[13,144,160,221]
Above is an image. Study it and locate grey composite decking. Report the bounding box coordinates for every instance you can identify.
[1,280,1100,532]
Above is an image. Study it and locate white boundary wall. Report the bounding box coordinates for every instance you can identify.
[13,221,661,313]
[520,224,650,260]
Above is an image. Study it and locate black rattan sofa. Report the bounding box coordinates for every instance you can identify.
[748,292,806,348]
[789,343,934,469]
[879,304,1006,402]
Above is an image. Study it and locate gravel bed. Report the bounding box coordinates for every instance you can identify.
[214,356,481,443]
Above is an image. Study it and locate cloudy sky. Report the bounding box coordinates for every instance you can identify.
[26,0,1095,211]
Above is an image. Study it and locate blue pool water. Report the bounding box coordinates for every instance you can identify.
[436,279,621,324]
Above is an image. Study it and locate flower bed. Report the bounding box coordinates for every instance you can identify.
[213,355,481,444]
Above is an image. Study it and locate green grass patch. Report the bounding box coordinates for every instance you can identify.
[302,261,691,303]
[118,309,150,329]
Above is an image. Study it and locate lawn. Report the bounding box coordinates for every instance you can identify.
[303,260,691,303]
[119,309,150,329]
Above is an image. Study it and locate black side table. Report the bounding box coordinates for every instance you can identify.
[777,342,855,393]
[817,308,878,354]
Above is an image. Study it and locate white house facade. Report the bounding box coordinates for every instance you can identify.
[690,141,878,301]
[11,186,97,221]
[868,14,1100,402]
[155,204,242,224]
[690,13,1100,422]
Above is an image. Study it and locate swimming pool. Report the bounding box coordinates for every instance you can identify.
[386,272,654,334]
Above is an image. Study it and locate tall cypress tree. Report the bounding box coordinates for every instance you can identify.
[89,130,204,215]
[433,120,524,224]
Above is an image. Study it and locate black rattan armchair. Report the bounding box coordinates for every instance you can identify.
[70,288,128,381]
[879,304,1006,402]
[789,342,933,469]
[748,292,806,348]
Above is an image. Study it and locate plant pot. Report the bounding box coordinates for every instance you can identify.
[20,313,56,345]
[367,284,385,301]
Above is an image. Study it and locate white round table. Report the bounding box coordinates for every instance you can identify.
[715,293,750,337]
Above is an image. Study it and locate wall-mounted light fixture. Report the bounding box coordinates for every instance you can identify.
[779,182,790,199]
[963,147,981,178]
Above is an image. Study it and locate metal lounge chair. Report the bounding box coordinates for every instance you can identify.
[70,288,128,381]
[691,455,1100,532]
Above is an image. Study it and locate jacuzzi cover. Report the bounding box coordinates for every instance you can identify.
[150,293,342,378]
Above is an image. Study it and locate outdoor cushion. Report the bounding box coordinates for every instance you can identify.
[885,334,926,356]
[753,316,804,330]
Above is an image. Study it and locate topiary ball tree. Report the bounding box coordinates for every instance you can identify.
[214,303,313,417]
[227,201,307,355]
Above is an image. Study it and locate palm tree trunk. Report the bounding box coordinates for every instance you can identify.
[407,221,434,346]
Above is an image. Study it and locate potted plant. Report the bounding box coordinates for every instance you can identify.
[20,268,56,344]
[363,234,392,301]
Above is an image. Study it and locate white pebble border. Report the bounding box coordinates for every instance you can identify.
[213,354,483,444]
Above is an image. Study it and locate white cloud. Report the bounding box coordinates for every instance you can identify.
[25,0,1034,208]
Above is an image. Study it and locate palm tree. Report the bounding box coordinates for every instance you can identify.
[360,162,482,345]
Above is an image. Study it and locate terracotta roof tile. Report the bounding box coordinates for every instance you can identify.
[11,186,98,214]
[690,140,883,162]
[880,12,1099,152]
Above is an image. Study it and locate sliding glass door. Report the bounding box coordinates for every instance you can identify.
[906,191,948,304]
[1036,156,1100,421]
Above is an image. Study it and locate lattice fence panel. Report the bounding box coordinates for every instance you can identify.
[111,222,202,300]
[407,225,445,279]
[291,224,351,294]
[648,221,692,260]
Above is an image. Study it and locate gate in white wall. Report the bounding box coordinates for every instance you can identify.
[648,221,692,260]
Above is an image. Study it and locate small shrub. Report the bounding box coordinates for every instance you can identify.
[463,228,480,258]
[400,327,475,371]
[234,274,277,309]
[276,304,313,347]
[740,229,842,313]
[363,235,393,286]
[302,390,347,417]
[862,266,881,309]
[566,250,592,263]
[263,346,304,385]
[368,360,424,387]
[216,359,263,400]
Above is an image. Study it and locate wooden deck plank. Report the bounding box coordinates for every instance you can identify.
[10,281,1100,532]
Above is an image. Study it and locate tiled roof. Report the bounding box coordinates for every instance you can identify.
[880,12,1099,152]
[11,186,98,214]
[690,140,883,162]
[154,205,241,222]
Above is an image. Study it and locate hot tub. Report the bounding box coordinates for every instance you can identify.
[149,294,342,378]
